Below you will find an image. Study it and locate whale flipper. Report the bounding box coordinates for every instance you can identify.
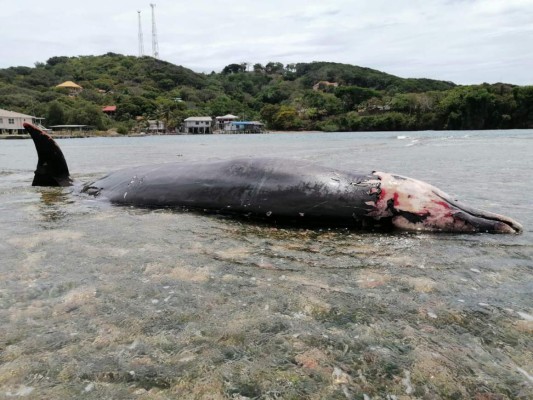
[24,122,72,187]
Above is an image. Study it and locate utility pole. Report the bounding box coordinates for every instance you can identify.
[137,11,144,57]
[150,3,159,59]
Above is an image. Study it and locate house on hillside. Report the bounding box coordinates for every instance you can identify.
[183,117,213,134]
[102,105,117,118]
[0,108,44,134]
[56,81,83,96]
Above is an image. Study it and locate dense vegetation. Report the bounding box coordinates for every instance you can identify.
[1,53,532,132]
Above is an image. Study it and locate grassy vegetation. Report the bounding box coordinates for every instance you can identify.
[1,53,532,132]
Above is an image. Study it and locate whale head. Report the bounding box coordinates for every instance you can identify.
[367,172,522,234]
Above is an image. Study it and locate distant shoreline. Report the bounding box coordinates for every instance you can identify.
[0,131,287,140]
[0,132,164,140]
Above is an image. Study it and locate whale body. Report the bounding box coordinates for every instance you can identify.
[23,122,523,234]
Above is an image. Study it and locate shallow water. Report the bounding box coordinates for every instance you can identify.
[0,131,532,399]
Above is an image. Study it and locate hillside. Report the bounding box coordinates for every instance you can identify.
[0,53,532,132]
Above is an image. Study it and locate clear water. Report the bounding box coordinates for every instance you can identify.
[0,131,532,398]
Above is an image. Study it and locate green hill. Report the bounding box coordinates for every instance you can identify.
[0,53,532,132]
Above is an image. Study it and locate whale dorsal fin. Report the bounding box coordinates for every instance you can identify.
[23,123,72,187]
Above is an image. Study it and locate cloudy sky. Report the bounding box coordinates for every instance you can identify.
[1,0,532,85]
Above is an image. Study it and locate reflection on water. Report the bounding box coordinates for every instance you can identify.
[37,188,74,224]
[0,131,532,398]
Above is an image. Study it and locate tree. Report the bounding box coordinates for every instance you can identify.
[259,105,302,130]
[437,86,498,130]
[207,95,242,117]
[390,93,419,114]
[47,101,65,125]
[273,105,302,130]
[260,104,280,127]
[303,91,343,116]
[285,63,296,73]
[265,62,284,75]
[222,63,245,74]
[335,86,381,111]
[513,86,533,128]
[67,103,107,130]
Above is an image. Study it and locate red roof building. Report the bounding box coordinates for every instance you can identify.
[102,106,117,113]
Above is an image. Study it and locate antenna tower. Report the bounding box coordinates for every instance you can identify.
[137,11,144,57]
[150,3,159,59]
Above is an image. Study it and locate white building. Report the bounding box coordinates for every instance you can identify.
[225,121,264,134]
[183,117,212,134]
[0,108,41,134]
[215,114,239,131]
[147,120,165,133]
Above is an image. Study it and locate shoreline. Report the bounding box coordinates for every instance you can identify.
[2,128,529,140]
[0,132,278,140]
[0,130,327,140]
[0,132,167,140]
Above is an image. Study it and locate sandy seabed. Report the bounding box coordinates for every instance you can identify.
[1,193,531,399]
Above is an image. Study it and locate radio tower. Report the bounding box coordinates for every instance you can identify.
[150,3,159,59]
[137,11,144,57]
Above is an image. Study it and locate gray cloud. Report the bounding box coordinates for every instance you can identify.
[0,0,532,84]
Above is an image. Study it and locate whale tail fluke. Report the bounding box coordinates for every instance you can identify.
[23,123,72,187]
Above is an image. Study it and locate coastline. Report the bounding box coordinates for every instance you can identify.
[0,132,155,140]
[0,130,322,140]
